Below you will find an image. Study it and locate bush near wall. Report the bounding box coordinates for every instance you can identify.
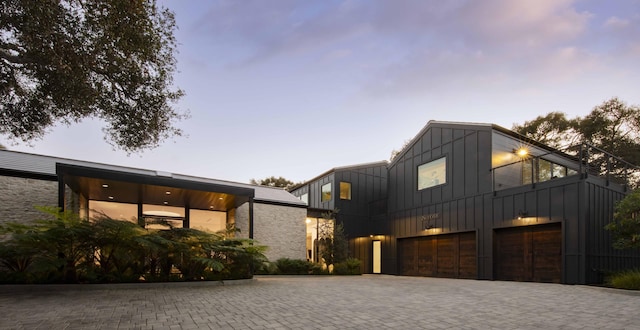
[606,269,640,290]
[259,258,361,275]
[0,207,267,284]
[332,258,362,275]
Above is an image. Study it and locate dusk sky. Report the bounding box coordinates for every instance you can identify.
[6,0,640,184]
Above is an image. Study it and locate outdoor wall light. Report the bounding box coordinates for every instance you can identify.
[517,210,528,219]
[514,147,529,158]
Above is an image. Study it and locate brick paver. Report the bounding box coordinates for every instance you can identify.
[1,275,639,329]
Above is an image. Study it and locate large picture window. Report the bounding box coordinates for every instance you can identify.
[321,183,332,202]
[418,157,446,190]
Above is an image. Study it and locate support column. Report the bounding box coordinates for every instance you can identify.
[57,175,65,211]
[137,203,144,227]
[184,204,190,229]
[249,198,254,239]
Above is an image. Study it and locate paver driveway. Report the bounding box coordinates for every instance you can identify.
[1,275,639,329]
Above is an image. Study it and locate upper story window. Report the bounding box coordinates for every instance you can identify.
[321,183,332,202]
[300,193,308,205]
[418,157,447,190]
[340,182,352,200]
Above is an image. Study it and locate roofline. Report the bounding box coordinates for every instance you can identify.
[56,163,256,197]
[388,120,495,167]
[289,160,388,192]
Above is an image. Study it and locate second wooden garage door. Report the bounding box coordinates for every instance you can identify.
[399,232,476,279]
[494,223,562,283]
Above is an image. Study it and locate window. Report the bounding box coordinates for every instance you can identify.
[300,193,308,205]
[340,182,352,200]
[321,183,332,202]
[418,157,446,190]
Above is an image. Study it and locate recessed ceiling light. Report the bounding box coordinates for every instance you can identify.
[165,191,171,195]
[163,201,169,205]
[102,184,109,188]
[218,197,224,200]
[108,196,114,200]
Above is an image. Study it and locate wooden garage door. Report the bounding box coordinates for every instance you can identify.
[494,223,562,283]
[398,232,476,279]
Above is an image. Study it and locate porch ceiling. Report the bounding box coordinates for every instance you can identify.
[58,164,253,212]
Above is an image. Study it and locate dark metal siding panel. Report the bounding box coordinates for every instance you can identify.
[452,138,465,199]
[478,131,493,192]
[584,179,639,283]
[465,133,479,195]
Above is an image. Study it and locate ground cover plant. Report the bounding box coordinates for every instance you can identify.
[0,207,266,284]
[606,269,640,290]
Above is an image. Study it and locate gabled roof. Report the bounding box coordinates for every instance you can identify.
[388,121,497,167]
[289,160,388,192]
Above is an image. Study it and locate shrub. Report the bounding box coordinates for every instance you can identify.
[0,208,267,283]
[332,258,362,275]
[274,258,314,275]
[607,269,640,290]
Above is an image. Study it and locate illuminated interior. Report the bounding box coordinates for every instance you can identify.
[305,217,334,263]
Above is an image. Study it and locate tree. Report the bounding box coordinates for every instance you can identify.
[250,176,296,189]
[513,98,640,183]
[605,190,640,249]
[390,139,411,161]
[317,209,348,269]
[1,0,186,153]
[512,112,580,149]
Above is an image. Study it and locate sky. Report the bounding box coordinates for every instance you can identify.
[5,0,640,184]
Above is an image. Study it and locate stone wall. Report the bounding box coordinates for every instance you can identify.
[0,175,58,225]
[236,202,306,262]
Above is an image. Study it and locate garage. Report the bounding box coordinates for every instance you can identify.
[494,223,562,283]
[398,232,476,279]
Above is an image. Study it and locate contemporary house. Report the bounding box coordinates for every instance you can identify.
[0,150,307,262]
[290,121,640,284]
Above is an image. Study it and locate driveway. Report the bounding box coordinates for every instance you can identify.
[1,275,638,329]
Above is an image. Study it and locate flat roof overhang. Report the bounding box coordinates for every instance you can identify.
[56,163,254,212]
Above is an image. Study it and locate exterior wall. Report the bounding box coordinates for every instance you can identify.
[384,124,493,275]
[236,202,306,261]
[306,173,335,211]
[0,175,58,225]
[584,177,639,283]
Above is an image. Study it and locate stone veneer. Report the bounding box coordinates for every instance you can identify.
[0,176,58,225]
[236,202,306,261]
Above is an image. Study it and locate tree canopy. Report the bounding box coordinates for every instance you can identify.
[605,189,640,250]
[250,176,296,189]
[1,0,186,153]
[513,98,640,182]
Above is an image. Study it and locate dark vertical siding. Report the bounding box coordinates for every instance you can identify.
[584,178,639,283]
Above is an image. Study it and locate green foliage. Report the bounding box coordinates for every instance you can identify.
[0,208,266,283]
[512,112,580,148]
[273,258,314,275]
[606,269,640,290]
[605,190,640,249]
[332,258,362,275]
[0,0,187,153]
[317,209,348,269]
[513,98,640,185]
[250,176,296,189]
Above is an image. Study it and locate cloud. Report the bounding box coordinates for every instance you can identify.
[604,16,631,29]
